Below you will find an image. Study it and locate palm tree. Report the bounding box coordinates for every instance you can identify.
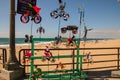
[36,26,45,38]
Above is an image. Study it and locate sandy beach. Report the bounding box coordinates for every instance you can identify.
[0,39,120,72]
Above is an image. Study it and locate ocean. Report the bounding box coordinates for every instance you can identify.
[0,38,25,47]
[0,38,106,47]
[0,38,25,45]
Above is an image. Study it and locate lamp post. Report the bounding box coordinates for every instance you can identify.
[0,0,24,80]
[5,0,21,71]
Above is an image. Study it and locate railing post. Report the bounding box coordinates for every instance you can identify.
[118,48,120,70]
[18,50,21,64]
[2,48,7,68]
[23,50,26,76]
[4,49,7,63]
[18,49,26,76]
[3,49,5,68]
[72,49,75,74]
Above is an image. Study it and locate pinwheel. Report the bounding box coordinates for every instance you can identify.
[83,25,93,41]
[36,26,45,38]
[50,0,69,21]
[25,34,33,43]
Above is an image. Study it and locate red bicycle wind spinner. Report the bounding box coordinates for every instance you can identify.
[20,4,42,24]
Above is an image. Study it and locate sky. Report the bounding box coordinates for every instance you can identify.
[0,0,120,39]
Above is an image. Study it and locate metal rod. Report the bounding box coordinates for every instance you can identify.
[58,16,61,37]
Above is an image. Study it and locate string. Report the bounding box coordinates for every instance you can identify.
[30,20,33,36]
[39,23,42,38]
[29,21,33,49]
[57,17,61,60]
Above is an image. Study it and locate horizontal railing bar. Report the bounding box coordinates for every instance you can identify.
[21,63,76,66]
[83,66,117,70]
[83,59,119,64]
[91,54,118,56]
[30,55,83,60]
[32,38,80,42]
[0,48,6,50]
[22,59,119,66]
[80,47,120,50]
[18,47,120,51]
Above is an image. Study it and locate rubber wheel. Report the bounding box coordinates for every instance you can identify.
[34,14,42,24]
[20,15,29,24]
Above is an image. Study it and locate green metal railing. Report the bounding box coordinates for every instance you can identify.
[27,38,87,80]
[18,47,120,75]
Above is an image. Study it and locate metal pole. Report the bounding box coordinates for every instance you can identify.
[5,0,20,70]
[58,16,61,37]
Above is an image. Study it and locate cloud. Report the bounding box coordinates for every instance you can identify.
[88,29,120,38]
[117,0,120,2]
[0,32,9,37]
[0,32,24,38]
[1,29,120,39]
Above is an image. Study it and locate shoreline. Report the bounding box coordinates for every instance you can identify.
[0,38,117,47]
[0,38,119,47]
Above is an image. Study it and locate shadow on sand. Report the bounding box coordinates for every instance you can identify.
[85,69,120,80]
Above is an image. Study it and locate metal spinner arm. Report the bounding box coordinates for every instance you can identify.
[50,0,69,21]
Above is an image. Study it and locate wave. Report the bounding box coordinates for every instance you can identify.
[0,42,52,47]
[0,38,110,47]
